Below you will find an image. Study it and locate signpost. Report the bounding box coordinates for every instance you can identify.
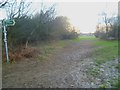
[2,19,15,63]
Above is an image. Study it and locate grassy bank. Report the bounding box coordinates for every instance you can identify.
[92,39,118,65]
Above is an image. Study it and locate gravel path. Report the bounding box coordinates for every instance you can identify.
[2,39,119,88]
[85,59,119,88]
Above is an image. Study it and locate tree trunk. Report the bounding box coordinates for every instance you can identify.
[25,40,28,48]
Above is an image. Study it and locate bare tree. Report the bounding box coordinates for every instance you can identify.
[4,0,32,19]
[101,12,117,38]
[101,12,109,33]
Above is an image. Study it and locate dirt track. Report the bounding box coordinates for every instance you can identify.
[2,39,106,88]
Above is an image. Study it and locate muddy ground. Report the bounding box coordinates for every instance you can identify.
[2,39,118,88]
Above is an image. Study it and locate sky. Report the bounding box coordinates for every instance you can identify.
[56,2,118,33]
[0,0,118,33]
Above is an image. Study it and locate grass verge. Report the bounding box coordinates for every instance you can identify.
[92,39,118,65]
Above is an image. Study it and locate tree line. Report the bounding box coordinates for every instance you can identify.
[1,0,78,49]
[94,12,120,40]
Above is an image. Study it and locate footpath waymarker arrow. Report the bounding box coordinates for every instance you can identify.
[5,19,15,26]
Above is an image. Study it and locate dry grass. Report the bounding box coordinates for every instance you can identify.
[2,46,38,63]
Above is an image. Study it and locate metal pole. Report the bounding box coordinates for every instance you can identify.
[3,23,9,63]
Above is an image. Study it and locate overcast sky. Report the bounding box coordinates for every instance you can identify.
[56,2,118,33]
[31,2,118,33]
[0,0,118,33]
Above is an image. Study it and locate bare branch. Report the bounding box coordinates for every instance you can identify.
[4,0,32,19]
[0,0,8,8]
